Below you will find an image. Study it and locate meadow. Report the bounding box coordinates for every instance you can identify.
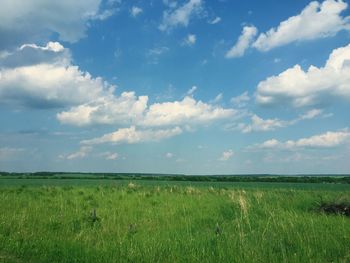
[0,177,349,262]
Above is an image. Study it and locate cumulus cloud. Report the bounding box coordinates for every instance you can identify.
[140,96,235,127]
[0,42,68,68]
[57,92,148,126]
[225,0,350,56]
[58,90,234,128]
[159,0,203,31]
[130,6,143,17]
[226,26,258,58]
[0,42,236,146]
[0,0,117,48]
[81,126,182,145]
[250,130,350,150]
[219,149,234,161]
[253,0,350,51]
[0,41,235,145]
[0,42,112,108]
[256,43,350,107]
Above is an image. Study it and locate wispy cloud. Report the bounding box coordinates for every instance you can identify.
[209,17,221,24]
[130,6,143,17]
[81,126,183,145]
[248,129,350,150]
[159,0,203,31]
[226,26,257,58]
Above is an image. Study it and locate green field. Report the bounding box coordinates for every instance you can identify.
[0,178,349,262]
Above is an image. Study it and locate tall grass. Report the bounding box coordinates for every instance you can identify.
[0,184,349,262]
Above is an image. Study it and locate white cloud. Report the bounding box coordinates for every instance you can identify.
[141,96,235,127]
[230,91,250,108]
[64,146,92,160]
[81,126,182,145]
[253,0,350,51]
[219,149,234,161]
[186,86,197,96]
[0,42,69,68]
[299,109,324,120]
[0,43,236,141]
[209,17,221,25]
[250,130,350,150]
[58,88,234,128]
[159,0,203,31]
[238,115,287,133]
[130,6,143,17]
[0,0,117,47]
[0,42,112,108]
[20,42,65,53]
[183,34,196,46]
[235,109,325,133]
[226,26,258,58]
[57,92,148,126]
[256,43,350,107]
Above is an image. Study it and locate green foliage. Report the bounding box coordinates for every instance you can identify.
[0,184,349,262]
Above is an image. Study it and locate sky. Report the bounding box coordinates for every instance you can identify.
[0,0,350,174]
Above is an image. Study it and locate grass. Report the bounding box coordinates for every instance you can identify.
[1,178,350,191]
[0,181,349,262]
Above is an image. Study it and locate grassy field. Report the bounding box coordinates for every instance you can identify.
[0,180,349,262]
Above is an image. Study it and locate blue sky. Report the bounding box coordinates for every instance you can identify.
[0,0,350,174]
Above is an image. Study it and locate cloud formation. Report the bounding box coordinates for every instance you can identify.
[130,6,143,17]
[250,130,350,150]
[0,0,116,48]
[0,42,112,108]
[159,0,203,31]
[82,126,182,145]
[226,0,350,57]
[226,26,257,58]
[236,109,324,133]
[140,96,235,127]
[0,42,236,146]
[253,0,350,51]
[256,43,350,107]
[57,92,148,126]
[183,34,197,46]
